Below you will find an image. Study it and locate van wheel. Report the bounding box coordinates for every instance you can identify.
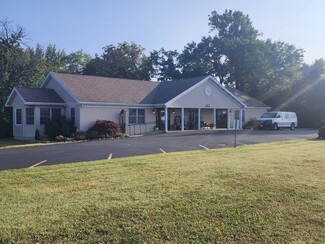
[290,123,295,130]
[273,123,278,130]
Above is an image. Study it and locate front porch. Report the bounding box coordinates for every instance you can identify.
[155,107,244,132]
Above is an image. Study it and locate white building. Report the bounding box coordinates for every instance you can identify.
[6,72,270,140]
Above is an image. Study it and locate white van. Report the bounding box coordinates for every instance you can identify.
[257,111,298,130]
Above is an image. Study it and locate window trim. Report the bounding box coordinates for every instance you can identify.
[40,107,62,125]
[40,108,51,125]
[15,108,22,126]
[128,108,137,124]
[137,109,145,124]
[25,108,34,125]
[128,108,146,125]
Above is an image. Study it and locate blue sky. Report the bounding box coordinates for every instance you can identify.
[1,0,324,64]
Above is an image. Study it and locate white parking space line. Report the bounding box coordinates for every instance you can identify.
[160,148,167,154]
[107,153,113,160]
[199,144,209,150]
[29,160,47,168]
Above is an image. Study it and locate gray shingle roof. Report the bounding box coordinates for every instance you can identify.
[16,87,65,104]
[152,76,208,104]
[227,88,270,108]
[52,72,159,104]
[45,73,269,108]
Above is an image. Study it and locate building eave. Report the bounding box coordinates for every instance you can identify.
[24,102,66,106]
[80,102,155,107]
[5,87,26,107]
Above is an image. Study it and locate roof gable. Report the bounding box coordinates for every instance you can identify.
[164,76,246,108]
[6,87,65,107]
[153,76,208,104]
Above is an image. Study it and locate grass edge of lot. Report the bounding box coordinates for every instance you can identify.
[0,139,324,243]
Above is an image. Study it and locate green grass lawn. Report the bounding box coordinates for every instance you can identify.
[0,140,324,243]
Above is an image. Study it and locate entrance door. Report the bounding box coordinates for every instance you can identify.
[188,109,198,130]
[216,109,228,128]
[156,109,165,130]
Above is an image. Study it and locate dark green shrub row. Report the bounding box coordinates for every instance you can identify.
[44,117,76,140]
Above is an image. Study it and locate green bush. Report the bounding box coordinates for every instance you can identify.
[318,127,325,139]
[73,130,86,140]
[55,135,65,142]
[34,129,40,141]
[86,120,121,139]
[45,117,76,140]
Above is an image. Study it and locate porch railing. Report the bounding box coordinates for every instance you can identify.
[127,121,156,135]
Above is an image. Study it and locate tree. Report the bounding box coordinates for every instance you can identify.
[45,44,67,73]
[150,48,181,81]
[0,19,29,137]
[208,10,260,41]
[176,10,261,86]
[64,50,91,74]
[175,10,304,109]
[84,42,152,80]
[284,59,325,128]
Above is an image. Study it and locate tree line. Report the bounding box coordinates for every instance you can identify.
[1,10,324,137]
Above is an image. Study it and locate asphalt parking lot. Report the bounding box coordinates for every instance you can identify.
[0,129,318,171]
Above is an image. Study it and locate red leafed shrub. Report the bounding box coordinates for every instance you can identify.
[86,120,121,139]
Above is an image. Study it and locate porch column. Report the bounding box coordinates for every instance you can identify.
[164,107,168,132]
[227,109,231,129]
[213,109,216,129]
[198,108,201,130]
[239,109,243,129]
[181,107,185,131]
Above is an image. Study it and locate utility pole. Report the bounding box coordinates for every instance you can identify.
[234,119,238,148]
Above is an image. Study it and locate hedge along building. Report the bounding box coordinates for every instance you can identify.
[5,72,270,140]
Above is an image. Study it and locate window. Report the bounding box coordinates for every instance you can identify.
[40,108,50,125]
[261,112,277,118]
[15,109,22,125]
[129,109,137,124]
[70,108,75,125]
[52,108,61,120]
[26,108,34,125]
[137,109,145,124]
[128,108,145,124]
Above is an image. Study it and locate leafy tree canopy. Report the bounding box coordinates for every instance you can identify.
[84,42,152,80]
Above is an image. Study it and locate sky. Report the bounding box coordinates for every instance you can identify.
[1,0,325,64]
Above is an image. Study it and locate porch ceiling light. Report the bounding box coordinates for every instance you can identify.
[172,109,175,113]
[152,109,155,113]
